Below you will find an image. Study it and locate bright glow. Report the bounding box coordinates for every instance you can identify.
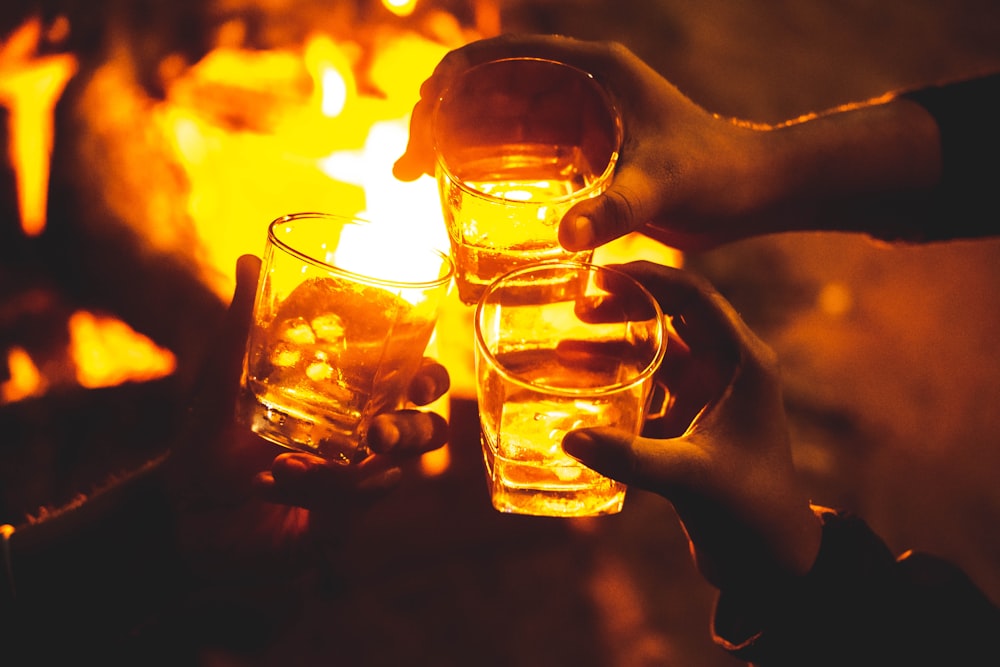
[819,281,853,316]
[383,0,419,17]
[0,347,45,403]
[304,34,356,118]
[320,67,348,117]
[0,16,77,236]
[69,311,177,388]
[319,119,448,252]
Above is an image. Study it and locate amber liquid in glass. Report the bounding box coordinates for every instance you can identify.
[440,145,602,305]
[478,347,649,517]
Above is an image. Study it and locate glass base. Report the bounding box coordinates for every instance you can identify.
[238,393,367,465]
[480,432,626,517]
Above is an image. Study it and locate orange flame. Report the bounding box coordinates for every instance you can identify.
[0,16,77,236]
[1,347,45,403]
[383,0,419,18]
[68,311,176,389]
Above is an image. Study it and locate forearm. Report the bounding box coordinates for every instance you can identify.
[712,506,1000,666]
[755,95,944,239]
[750,71,1000,243]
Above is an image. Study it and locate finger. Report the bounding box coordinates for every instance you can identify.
[367,410,449,456]
[562,426,706,496]
[253,452,402,509]
[393,42,484,182]
[615,262,745,363]
[393,97,437,181]
[573,264,663,323]
[185,254,261,428]
[558,165,655,251]
[407,358,450,405]
[395,35,606,183]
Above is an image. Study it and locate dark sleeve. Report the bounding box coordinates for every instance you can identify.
[711,507,1000,667]
[871,71,1000,243]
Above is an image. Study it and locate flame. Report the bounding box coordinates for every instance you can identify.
[156,28,456,301]
[1,347,45,403]
[1,11,676,480]
[383,0,419,18]
[304,34,356,117]
[0,16,77,236]
[68,311,176,389]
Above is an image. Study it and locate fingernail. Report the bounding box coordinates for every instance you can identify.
[567,216,596,250]
[273,454,310,479]
[561,431,595,459]
[367,415,401,454]
[409,374,437,406]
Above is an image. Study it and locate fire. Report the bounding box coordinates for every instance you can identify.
[0,15,77,236]
[1,7,677,479]
[1,347,44,403]
[68,311,177,389]
[1,310,176,404]
[155,27,458,301]
[383,0,419,18]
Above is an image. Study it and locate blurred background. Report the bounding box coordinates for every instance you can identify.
[2,1,999,665]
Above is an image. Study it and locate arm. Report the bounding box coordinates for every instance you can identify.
[561,261,1000,665]
[396,34,1000,252]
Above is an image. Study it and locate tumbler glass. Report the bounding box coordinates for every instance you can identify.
[238,212,454,464]
[474,261,666,517]
[434,57,622,305]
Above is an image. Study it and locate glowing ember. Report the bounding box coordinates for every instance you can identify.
[0,16,77,236]
[1,347,45,403]
[68,311,176,389]
[383,0,419,18]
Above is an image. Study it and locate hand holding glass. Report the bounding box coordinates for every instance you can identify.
[434,57,622,305]
[238,212,454,464]
[474,261,667,517]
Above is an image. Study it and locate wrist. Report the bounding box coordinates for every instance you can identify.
[762,96,940,235]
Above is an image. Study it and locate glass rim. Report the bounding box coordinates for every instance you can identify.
[266,211,455,289]
[473,260,667,396]
[432,56,623,205]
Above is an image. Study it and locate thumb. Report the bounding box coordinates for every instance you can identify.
[563,426,705,497]
[562,426,638,482]
[558,164,660,251]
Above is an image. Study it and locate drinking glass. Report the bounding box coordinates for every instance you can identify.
[238,212,454,464]
[474,261,666,517]
[434,57,622,305]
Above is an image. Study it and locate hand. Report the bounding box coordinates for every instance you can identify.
[164,254,451,581]
[394,34,770,253]
[561,261,822,594]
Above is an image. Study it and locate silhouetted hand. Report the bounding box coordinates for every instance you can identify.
[164,254,451,582]
[394,34,769,253]
[562,261,823,595]
[397,34,950,255]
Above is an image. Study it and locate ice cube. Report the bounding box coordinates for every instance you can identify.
[311,313,346,345]
[278,317,316,345]
[270,341,301,367]
[306,360,334,381]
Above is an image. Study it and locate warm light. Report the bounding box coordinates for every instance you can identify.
[0,347,45,403]
[320,68,348,117]
[319,119,447,251]
[0,16,77,236]
[304,34,356,118]
[420,445,451,476]
[818,281,853,316]
[382,0,419,18]
[68,311,177,389]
